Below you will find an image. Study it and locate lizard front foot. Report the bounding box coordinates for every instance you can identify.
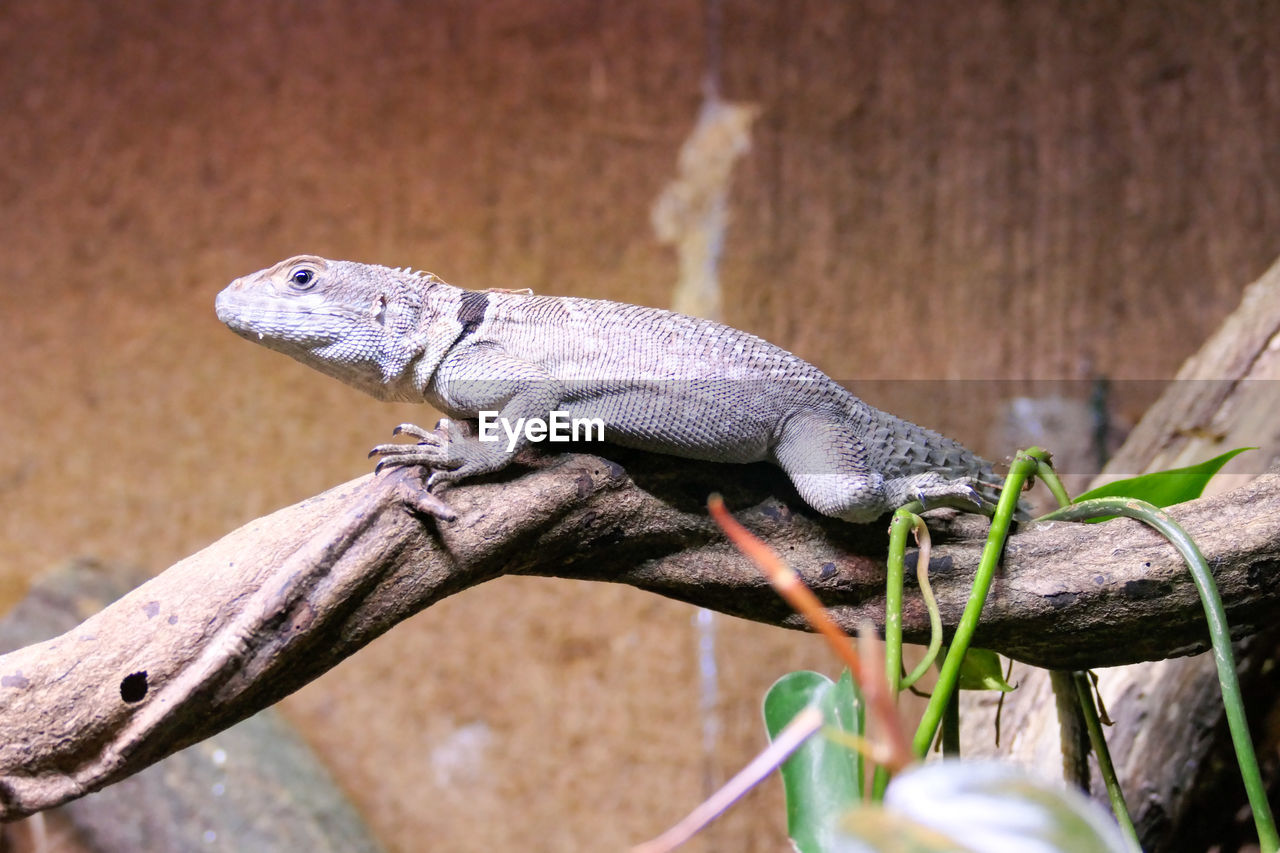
[370,418,504,494]
[369,420,463,482]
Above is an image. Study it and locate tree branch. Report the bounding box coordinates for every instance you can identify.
[1,444,1279,818]
[971,254,1280,853]
[0,560,383,850]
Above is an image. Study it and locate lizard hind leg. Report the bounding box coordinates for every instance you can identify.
[772,413,989,523]
[771,413,892,524]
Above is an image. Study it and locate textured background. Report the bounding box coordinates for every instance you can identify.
[1,2,1278,850]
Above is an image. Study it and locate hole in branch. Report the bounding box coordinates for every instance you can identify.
[120,671,149,703]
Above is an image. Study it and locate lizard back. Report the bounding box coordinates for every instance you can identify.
[451,289,1003,492]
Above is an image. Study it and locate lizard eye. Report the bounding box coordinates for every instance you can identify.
[288,266,317,290]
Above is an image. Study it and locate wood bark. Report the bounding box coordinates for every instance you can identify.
[1,405,1280,817]
[0,559,384,851]
[964,255,1280,852]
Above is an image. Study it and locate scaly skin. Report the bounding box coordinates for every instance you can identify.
[216,255,1010,522]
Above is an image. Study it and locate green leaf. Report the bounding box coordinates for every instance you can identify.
[1074,447,1253,510]
[956,649,1014,692]
[837,762,1133,853]
[763,670,863,853]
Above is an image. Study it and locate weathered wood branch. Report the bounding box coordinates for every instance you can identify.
[977,254,1280,853]
[1,441,1279,819]
[0,560,384,851]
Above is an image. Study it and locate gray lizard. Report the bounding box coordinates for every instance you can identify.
[216,255,1014,523]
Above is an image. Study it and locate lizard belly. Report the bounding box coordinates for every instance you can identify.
[559,382,785,464]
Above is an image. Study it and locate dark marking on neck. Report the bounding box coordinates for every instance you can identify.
[456,290,489,340]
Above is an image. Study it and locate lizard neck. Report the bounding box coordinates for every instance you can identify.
[406,281,480,400]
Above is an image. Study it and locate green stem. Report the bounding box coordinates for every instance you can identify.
[911,448,1047,757]
[1072,671,1141,851]
[1036,457,1073,508]
[1040,497,1279,853]
[884,509,914,698]
[873,509,918,802]
[901,524,942,690]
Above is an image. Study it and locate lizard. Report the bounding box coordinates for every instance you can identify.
[215,255,1017,523]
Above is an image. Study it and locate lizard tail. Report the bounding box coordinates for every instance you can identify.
[875,415,1033,520]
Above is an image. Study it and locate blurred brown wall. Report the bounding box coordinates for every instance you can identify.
[1,1,1277,850]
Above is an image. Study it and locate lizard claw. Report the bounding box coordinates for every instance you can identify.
[425,470,457,490]
[390,422,439,442]
[369,421,461,477]
[911,481,987,515]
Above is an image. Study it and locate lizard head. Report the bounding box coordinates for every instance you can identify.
[216,254,439,401]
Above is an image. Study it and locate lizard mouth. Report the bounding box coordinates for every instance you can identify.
[215,288,360,338]
[214,290,296,347]
[214,290,269,339]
